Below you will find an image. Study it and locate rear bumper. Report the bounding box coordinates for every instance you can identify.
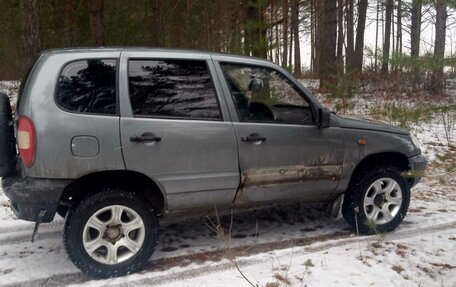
[408,153,427,187]
[1,174,70,222]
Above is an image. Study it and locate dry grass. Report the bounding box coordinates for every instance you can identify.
[274,273,291,285]
[408,208,422,213]
[392,265,405,274]
[417,265,435,279]
[395,243,408,258]
[371,242,382,249]
[430,262,456,269]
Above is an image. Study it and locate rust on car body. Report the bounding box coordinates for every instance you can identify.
[241,164,342,187]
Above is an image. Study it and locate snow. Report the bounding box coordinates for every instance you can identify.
[145,229,455,287]
[0,80,455,286]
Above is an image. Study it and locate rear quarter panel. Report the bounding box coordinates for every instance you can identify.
[18,50,125,179]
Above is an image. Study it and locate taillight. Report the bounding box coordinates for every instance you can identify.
[17,116,36,167]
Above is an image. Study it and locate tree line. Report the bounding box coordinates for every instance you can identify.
[0,0,455,92]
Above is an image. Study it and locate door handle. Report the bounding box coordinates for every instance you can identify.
[130,132,162,143]
[241,133,266,143]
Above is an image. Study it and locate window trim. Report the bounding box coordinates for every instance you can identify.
[127,58,223,122]
[219,62,315,126]
[54,58,120,117]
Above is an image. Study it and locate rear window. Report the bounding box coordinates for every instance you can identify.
[56,59,117,115]
[128,59,221,120]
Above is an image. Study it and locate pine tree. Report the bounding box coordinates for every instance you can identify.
[354,0,368,72]
[87,0,106,46]
[20,0,41,66]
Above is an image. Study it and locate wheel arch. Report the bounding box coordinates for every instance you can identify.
[59,170,167,217]
[348,152,412,188]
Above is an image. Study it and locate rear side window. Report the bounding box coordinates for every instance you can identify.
[56,59,117,115]
[128,59,221,120]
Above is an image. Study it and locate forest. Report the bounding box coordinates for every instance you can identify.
[0,0,455,93]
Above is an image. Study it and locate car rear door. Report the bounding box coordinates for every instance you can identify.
[213,58,345,204]
[119,51,239,211]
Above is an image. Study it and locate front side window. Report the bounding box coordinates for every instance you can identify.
[220,63,312,124]
[56,59,117,115]
[128,59,221,120]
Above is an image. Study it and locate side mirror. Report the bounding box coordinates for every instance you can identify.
[248,78,264,92]
[317,107,330,129]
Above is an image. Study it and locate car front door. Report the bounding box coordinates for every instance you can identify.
[214,60,345,204]
[119,52,239,211]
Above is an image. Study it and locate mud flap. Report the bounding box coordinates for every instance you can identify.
[327,193,344,219]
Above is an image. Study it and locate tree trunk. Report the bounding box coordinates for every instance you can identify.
[410,0,422,89]
[282,0,289,68]
[395,0,403,71]
[354,0,368,72]
[336,0,344,69]
[273,2,280,63]
[229,1,243,54]
[391,3,395,67]
[310,0,315,73]
[318,0,337,89]
[20,0,41,66]
[87,0,106,46]
[374,0,380,71]
[432,0,447,92]
[381,0,393,73]
[289,20,293,68]
[410,0,422,58]
[291,0,301,77]
[346,0,354,71]
[150,0,163,46]
[258,1,268,59]
[244,3,254,55]
[64,0,74,46]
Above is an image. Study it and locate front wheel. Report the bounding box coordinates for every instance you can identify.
[64,189,158,278]
[342,166,410,235]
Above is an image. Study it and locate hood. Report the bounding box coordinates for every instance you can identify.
[335,115,409,135]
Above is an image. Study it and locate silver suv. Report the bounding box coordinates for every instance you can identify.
[0,48,426,277]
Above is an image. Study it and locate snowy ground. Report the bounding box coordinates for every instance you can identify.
[0,81,455,286]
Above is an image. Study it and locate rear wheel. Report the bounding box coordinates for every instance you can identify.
[342,166,410,235]
[0,92,16,177]
[64,189,158,278]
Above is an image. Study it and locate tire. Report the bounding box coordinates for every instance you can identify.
[64,188,158,278]
[0,92,16,177]
[342,166,410,235]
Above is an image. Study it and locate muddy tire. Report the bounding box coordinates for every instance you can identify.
[64,189,158,278]
[0,92,16,177]
[342,166,410,235]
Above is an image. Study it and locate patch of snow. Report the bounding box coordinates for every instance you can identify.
[148,229,456,287]
[299,79,320,91]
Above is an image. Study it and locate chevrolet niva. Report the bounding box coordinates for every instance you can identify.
[0,48,426,277]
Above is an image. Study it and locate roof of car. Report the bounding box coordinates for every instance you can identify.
[42,47,266,62]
